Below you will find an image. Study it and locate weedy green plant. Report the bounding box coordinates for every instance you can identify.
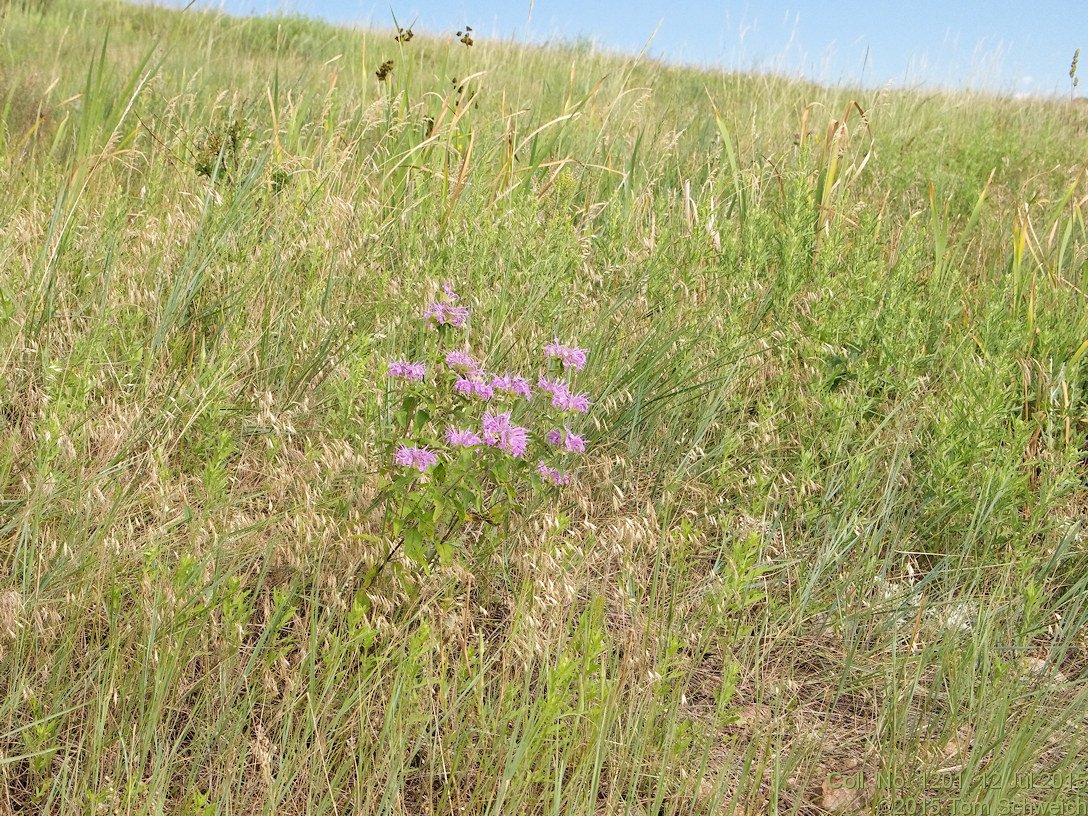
[375,58,394,82]
[192,113,251,183]
[366,285,592,587]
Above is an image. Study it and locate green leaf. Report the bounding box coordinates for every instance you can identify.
[435,538,457,565]
[458,487,475,509]
[413,408,431,432]
[449,494,465,519]
[403,528,425,567]
[418,517,436,541]
[392,473,419,491]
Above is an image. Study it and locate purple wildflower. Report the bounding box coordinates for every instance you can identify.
[497,425,529,457]
[546,427,586,451]
[544,337,589,371]
[482,411,530,457]
[482,410,513,442]
[552,387,592,414]
[445,350,480,374]
[386,360,426,382]
[455,377,494,400]
[562,428,586,452]
[536,460,570,486]
[442,284,460,301]
[445,427,483,448]
[422,295,469,328]
[490,372,533,399]
[393,444,439,473]
[537,376,566,397]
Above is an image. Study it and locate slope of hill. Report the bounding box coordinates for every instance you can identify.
[1,1,1087,812]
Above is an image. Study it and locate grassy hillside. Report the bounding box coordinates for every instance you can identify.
[1,0,1088,812]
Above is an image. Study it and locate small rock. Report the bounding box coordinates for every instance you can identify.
[821,778,867,813]
[1018,657,1067,684]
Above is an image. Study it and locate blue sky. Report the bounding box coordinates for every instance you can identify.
[188,0,1086,95]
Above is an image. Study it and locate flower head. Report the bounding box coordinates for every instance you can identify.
[455,377,494,400]
[490,371,533,400]
[539,378,591,412]
[537,376,566,397]
[497,425,529,457]
[552,387,592,414]
[445,350,481,374]
[545,427,587,451]
[544,337,589,371]
[482,411,530,457]
[445,427,483,448]
[482,410,513,440]
[393,444,439,473]
[422,289,469,328]
[536,460,571,485]
[562,428,586,452]
[386,360,426,382]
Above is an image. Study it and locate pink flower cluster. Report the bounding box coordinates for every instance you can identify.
[454,376,495,400]
[445,350,480,374]
[384,289,593,485]
[393,444,439,472]
[536,461,571,485]
[482,411,530,457]
[544,337,589,371]
[423,286,469,328]
[445,427,484,448]
[387,360,426,382]
[490,372,533,399]
[537,377,592,413]
[546,428,586,452]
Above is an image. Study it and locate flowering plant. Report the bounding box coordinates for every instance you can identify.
[367,286,592,583]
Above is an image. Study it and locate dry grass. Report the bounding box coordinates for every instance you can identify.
[0,0,1087,813]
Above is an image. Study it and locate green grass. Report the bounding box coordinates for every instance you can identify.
[1,0,1087,812]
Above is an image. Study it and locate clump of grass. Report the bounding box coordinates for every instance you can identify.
[0,68,51,158]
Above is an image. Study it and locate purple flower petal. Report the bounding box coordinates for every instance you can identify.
[536,460,570,485]
[537,376,566,397]
[552,388,592,414]
[455,377,494,400]
[394,444,439,472]
[544,337,589,371]
[445,350,480,374]
[422,290,469,328]
[482,411,529,457]
[562,428,586,452]
[491,371,533,400]
[445,427,483,448]
[387,360,426,382]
